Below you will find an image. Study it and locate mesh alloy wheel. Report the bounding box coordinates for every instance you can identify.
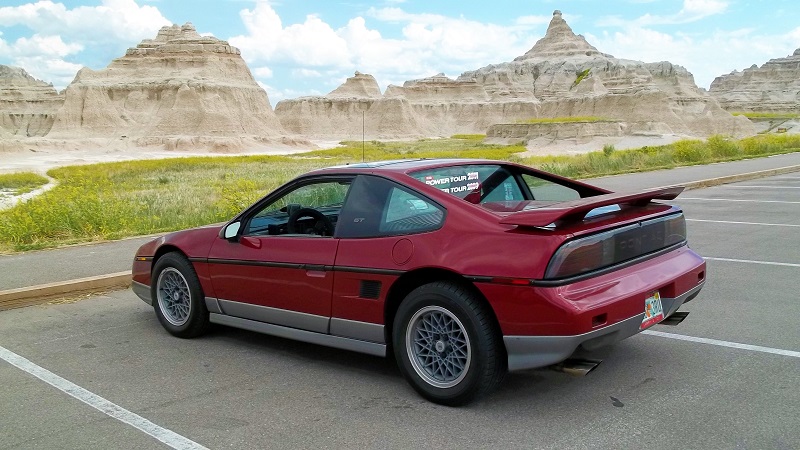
[405,305,472,389]
[156,267,192,327]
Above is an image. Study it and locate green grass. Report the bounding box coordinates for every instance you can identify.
[0,172,50,195]
[572,68,591,88]
[516,116,609,124]
[450,134,486,140]
[303,138,525,161]
[1,134,799,252]
[520,134,800,179]
[732,112,799,119]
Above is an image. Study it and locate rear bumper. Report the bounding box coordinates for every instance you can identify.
[503,281,703,371]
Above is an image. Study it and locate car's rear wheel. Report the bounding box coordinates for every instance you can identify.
[393,281,506,406]
[152,252,210,338]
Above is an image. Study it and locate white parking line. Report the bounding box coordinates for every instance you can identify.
[721,185,800,189]
[687,219,800,227]
[678,198,800,204]
[703,257,800,268]
[0,345,208,450]
[643,330,800,358]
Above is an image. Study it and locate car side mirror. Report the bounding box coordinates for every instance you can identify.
[223,222,241,240]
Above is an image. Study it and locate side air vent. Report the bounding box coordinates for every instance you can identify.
[359,280,382,299]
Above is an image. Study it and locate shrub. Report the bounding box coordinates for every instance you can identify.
[672,139,709,163]
[705,135,740,158]
[517,116,608,124]
[450,134,486,140]
[731,112,799,119]
[572,68,591,88]
[0,172,50,195]
[215,178,262,218]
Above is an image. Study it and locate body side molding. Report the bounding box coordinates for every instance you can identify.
[209,313,387,357]
[204,297,223,314]
[330,317,385,343]
[216,299,329,334]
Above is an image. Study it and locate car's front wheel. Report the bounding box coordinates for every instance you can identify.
[151,252,210,338]
[393,281,506,406]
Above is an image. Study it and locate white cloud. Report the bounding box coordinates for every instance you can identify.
[599,0,729,26]
[268,86,324,103]
[515,15,554,26]
[11,34,82,57]
[252,66,273,78]
[680,0,728,17]
[231,2,350,66]
[586,25,799,88]
[13,56,83,88]
[0,0,170,89]
[231,1,545,97]
[0,0,170,41]
[292,68,322,78]
[790,26,800,42]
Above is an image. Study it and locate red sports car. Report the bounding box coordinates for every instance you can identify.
[132,159,705,405]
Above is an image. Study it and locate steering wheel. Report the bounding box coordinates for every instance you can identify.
[286,207,335,236]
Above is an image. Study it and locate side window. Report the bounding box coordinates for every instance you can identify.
[522,174,580,201]
[245,180,351,237]
[380,187,443,234]
[336,175,444,238]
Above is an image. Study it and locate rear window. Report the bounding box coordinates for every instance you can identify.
[521,174,580,202]
[411,165,523,204]
[411,164,580,205]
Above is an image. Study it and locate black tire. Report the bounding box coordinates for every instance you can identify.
[393,281,506,406]
[151,252,210,338]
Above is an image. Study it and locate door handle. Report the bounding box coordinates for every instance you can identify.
[304,264,327,278]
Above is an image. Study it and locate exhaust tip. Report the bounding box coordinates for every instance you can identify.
[660,311,690,326]
[551,358,602,377]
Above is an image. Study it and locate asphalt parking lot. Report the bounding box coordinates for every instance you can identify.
[1,174,798,449]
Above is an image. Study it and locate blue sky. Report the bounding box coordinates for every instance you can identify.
[1,0,798,104]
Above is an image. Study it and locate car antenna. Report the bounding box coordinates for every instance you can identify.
[362,110,365,163]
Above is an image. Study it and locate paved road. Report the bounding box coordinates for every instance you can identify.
[587,151,800,192]
[2,152,799,291]
[0,237,151,290]
[0,173,798,449]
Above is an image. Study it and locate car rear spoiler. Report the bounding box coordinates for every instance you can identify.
[499,186,684,227]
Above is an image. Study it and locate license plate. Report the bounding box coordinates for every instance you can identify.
[640,291,665,329]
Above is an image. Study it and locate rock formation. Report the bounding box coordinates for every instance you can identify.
[708,48,800,113]
[275,10,753,141]
[48,23,287,150]
[327,71,382,99]
[0,65,63,137]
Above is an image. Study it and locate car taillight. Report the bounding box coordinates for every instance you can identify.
[544,213,686,280]
[545,229,618,279]
[664,213,687,246]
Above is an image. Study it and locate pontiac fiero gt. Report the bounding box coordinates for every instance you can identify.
[132,159,705,405]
